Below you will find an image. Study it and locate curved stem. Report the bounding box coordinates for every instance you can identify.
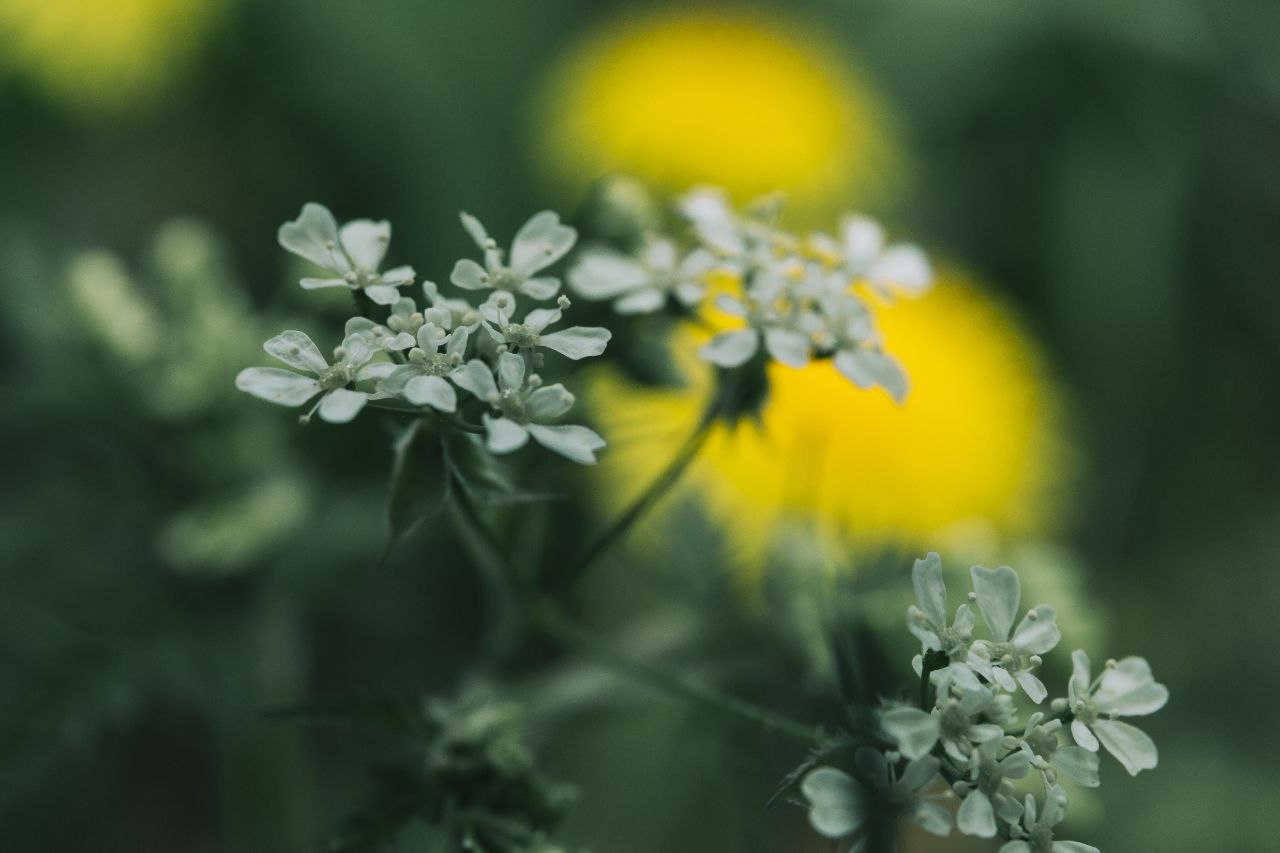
[448,484,526,662]
[532,602,824,745]
[558,404,718,591]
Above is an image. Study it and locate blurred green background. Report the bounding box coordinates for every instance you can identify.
[2,1,1278,851]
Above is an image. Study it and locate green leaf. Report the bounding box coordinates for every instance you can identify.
[384,421,450,557]
[443,432,561,505]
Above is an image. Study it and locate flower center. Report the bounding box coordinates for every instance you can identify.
[505,323,541,348]
[319,364,352,391]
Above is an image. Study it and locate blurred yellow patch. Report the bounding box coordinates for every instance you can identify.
[592,270,1067,579]
[0,0,223,109]
[535,8,900,218]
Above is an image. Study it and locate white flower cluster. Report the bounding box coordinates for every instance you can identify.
[568,188,933,402]
[236,204,611,464]
[800,553,1168,851]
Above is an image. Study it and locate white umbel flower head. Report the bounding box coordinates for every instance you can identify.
[278,203,415,305]
[235,330,381,424]
[568,235,718,314]
[1064,651,1168,776]
[451,353,605,464]
[451,210,577,300]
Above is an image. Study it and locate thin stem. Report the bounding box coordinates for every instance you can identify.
[558,403,718,591]
[532,602,824,745]
[448,484,526,661]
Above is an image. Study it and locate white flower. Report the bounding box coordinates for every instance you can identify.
[421,280,482,332]
[450,353,605,464]
[235,330,381,424]
[955,737,1031,838]
[820,214,934,298]
[568,235,717,314]
[906,552,983,694]
[278,203,415,305]
[967,565,1061,703]
[801,750,950,843]
[881,690,1005,765]
[375,322,469,412]
[451,210,576,300]
[1064,651,1167,775]
[479,292,611,360]
[999,786,1099,853]
[1017,712,1101,788]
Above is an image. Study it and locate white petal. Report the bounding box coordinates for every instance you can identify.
[840,214,885,265]
[913,801,952,837]
[764,327,811,367]
[483,415,529,454]
[699,329,758,367]
[1012,605,1061,656]
[526,384,574,419]
[568,250,649,299]
[879,706,939,760]
[404,375,457,412]
[899,755,940,790]
[510,210,576,276]
[264,330,328,374]
[1093,657,1168,716]
[451,258,489,290]
[518,276,561,300]
[523,307,562,332]
[356,362,397,381]
[1071,719,1099,752]
[800,767,864,839]
[497,352,526,392]
[338,219,390,271]
[1000,842,1032,853]
[380,265,415,285]
[317,388,368,423]
[539,327,611,360]
[833,347,908,403]
[300,276,350,290]
[364,284,403,305]
[451,359,499,400]
[969,565,1021,642]
[869,244,933,296]
[339,332,374,367]
[911,551,947,628]
[459,211,490,249]
[1015,670,1048,704]
[278,203,344,271]
[526,423,606,464]
[614,287,665,314]
[1052,746,1100,788]
[1091,719,1158,775]
[1053,842,1100,853]
[957,789,996,838]
[1070,650,1092,704]
[235,367,321,406]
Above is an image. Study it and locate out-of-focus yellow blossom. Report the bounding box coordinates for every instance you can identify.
[591,269,1067,582]
[0,0,223,109]
[535,8,900,218]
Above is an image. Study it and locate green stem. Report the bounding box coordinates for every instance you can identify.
[558,403,718,591]
[448,484,526,661]
[531,602,824,745]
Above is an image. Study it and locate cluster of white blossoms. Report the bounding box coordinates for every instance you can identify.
[235,204,611,464]
[800,553,1168,851]
[568,188,933,402]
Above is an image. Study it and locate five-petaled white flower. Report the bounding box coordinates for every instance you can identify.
[278,203,415,305]
[955,736,1031,838]
[809,214,934,299]
[235,330,382,424]
[479,292,611,360]
[568,236,717,314]
[967,565,1061,703]
[1063,651,1168,776]
[450,353,605,464]
[999,786,1099,853]
[376,321,470,412]
[907,552,984,694]
[451,210,577,300]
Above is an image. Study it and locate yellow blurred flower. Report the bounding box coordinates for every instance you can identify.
[0,0,223,109]
[591,269,1067,580]
[535,8,900,217]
